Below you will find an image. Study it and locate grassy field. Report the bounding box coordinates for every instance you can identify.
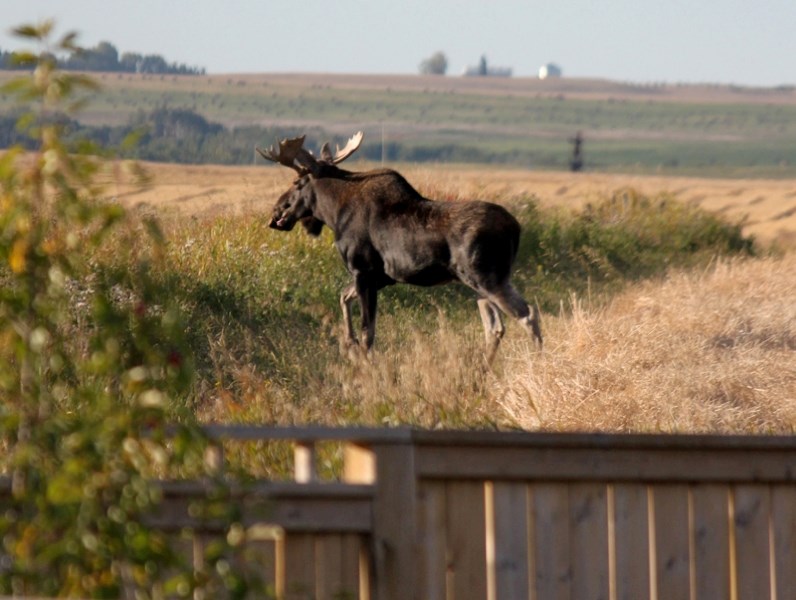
[93,160,796,451]
[3,71,796,176]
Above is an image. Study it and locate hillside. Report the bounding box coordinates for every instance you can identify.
[2,71,795,176]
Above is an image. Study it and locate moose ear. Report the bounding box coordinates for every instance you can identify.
[319,142,334,163]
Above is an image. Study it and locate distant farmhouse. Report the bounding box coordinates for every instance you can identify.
[463,55,512,78]
[538,63,563,79]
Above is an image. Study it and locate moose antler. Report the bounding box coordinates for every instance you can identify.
[320,131,365,164]
[256,136,311,173]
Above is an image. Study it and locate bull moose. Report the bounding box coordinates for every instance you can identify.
[257,132,542,362]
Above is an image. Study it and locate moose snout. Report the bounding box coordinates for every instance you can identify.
[269,214,294,230]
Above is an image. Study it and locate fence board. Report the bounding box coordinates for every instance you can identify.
[691,484,731,600]
[417,481,447,600]
[531,483,571,600]
[613,483,651,600]
[733,485,772,600]
[651,485,691,600]
[278,532,316,600]
[445,481,488,600]
[569,483,610,600]
[315,534,362,600]
[486,481,530,600]
[771,486,796,599]
[371,443,418,600]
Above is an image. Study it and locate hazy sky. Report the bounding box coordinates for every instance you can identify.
[2,0,795,87]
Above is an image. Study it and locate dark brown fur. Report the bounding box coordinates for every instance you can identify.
[266,152,542,361]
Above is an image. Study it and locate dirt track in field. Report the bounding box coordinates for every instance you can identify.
[112,161,796,250]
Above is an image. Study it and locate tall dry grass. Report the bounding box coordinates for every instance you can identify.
[199,253,796,435]
[497,254,796,433]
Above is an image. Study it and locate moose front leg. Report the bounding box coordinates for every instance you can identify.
[339,279,379,352]
[357,280,378,351]
[340,282,359,347]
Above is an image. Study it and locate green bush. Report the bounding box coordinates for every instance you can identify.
[0,22,262,598]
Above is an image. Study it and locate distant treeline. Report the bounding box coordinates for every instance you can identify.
[0,107,515,166]
[0,107,318,164]
[0,41,204,75]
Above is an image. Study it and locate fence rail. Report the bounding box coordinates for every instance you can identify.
[8,427,796,599]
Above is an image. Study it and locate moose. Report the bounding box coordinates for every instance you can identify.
[257,132,542,362]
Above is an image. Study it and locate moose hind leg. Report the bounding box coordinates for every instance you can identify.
[486,283,543,349]
[477,298,505,363]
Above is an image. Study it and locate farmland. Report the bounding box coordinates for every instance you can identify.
[3,66,796,437]
[2,71,796,176]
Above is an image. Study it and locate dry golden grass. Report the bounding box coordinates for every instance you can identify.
[115,161,796,250]
[497,255,796,433]
[195,255,796,435]
[117,161,796,433]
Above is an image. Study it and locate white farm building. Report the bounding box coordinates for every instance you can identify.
[538,63,562,79]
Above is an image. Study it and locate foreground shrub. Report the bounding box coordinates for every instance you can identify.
[0,23,260,597]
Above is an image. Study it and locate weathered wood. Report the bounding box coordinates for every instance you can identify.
[486,481,530,600]
[613,483,651,600]
[531,483,571,600]
[278,532,316,600]
[344,443,377,484]
[691,484,731,600]
[771,486,796,598]
[294,441,318,483]
[315,534,363,600]
[569,483,609,600]
[417,481,447,600]
[445,481,488,600]
[415,445,796,483]
[650,485,691,600]
[150,481,373,533]
[733,485,772,599]
[371,443,419,600]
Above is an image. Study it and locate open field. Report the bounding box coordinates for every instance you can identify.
[113,161,796,249]
[90,160,796,438]
[3,71,795,175]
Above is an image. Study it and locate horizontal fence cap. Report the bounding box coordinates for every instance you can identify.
[199,424,796,451]
[200,424,416,444]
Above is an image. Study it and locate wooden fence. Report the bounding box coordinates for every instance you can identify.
[157,426,796,600]
[10,426,796,599]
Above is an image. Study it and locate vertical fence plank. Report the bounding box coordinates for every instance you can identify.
[446,481,488,600]
[771,486,796,599]
[733,485,772,600]
[315,534,363,600]
[570,483,610,600]
[613,484,651,600]
[372,443,418,600]
[651,485,691,600]
[278,532,316,600]
[691,484,731,600]
[486,482,530,600]
[531,483,571,600]
[417,481,447,600]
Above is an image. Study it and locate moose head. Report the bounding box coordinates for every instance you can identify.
[256,132,363,236]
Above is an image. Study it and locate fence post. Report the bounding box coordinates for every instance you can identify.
[370,441,418,600]
[294,441,317,483]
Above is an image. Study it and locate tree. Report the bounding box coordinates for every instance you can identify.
[419,51,448,75]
